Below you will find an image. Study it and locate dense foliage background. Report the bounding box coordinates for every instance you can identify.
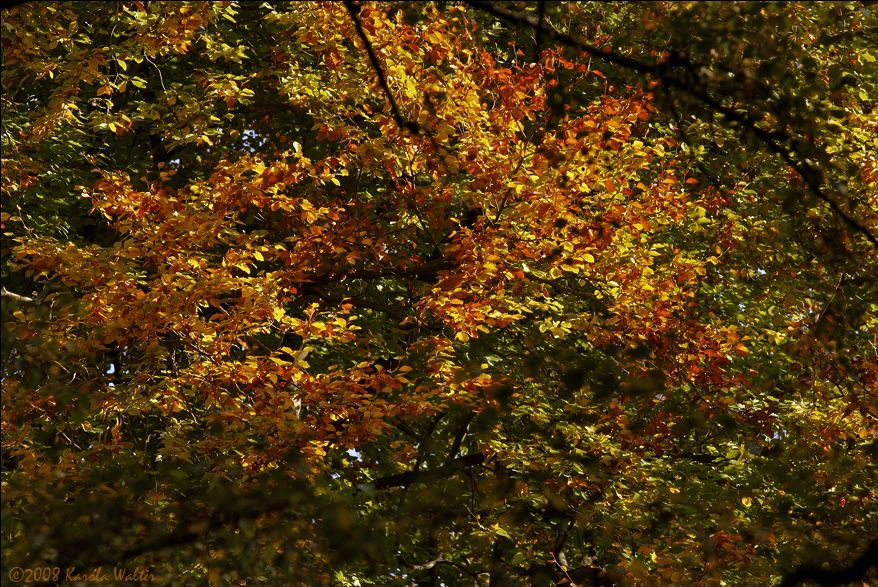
[2,2,877,586]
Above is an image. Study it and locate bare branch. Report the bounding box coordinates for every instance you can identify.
[1,287,34,303]
[408,552,444,571]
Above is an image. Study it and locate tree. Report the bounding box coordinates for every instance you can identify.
[2,2,876,586]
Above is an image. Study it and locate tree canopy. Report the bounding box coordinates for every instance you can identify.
[2,2,877,586]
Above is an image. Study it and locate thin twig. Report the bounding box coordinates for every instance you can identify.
[814,272,845,328]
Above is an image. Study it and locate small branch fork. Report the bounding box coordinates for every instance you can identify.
[464,1,878,251]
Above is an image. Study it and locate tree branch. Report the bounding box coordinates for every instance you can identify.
[313,256,459,284]
[308,285,405,321]
[464,1,878,251]
[521,270,609,312]
[408,551,444,571]
[343,0,424,135]
[446,412,475,462]
[532,1,546,64]
[369,452,486,490]
[1,287,34,303]
[393,417,421,440]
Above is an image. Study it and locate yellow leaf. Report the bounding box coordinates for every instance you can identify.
[583,254,595,263]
